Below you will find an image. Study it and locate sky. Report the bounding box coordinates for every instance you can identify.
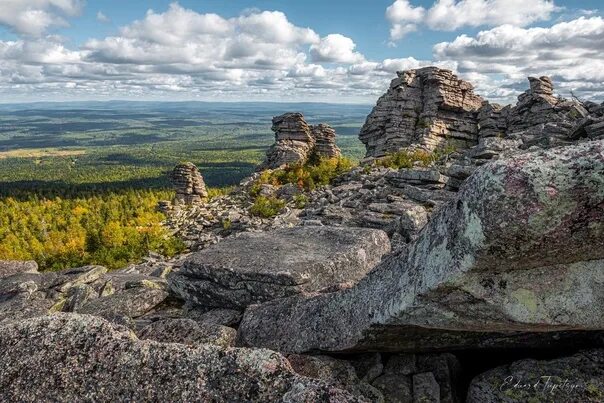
[0,0,602,104]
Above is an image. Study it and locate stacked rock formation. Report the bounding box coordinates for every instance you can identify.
[311,124,341,159]
[359,68,592,161]
[261,113,341,169]
[170,162,208,205]
[359,67,484,157]
[485,75,588,148]
[262,113,314,169]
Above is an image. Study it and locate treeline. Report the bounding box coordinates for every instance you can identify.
[0,189,185,271]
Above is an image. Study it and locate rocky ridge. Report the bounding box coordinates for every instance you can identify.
[238,140,604,353]
[2,67,604,402]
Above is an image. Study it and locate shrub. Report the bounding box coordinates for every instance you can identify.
[207,186,234,200]
[249,170,279,197]
[433,143,457,161]
[308,157,355,187]
[377,149,437,169]
[255,157,356,193]
[250,196,286,218]
[293,194,308,209]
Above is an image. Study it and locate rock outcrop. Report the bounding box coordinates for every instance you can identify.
[312,123,341,159]
[169,226,391,309]
[0,260,38,278]
[490,76,587,148]
[261,113,341,169]
[359,67,484,157]
[170,162,208,205]
[0,314,363,402]
[0,262,179,331]
[360,68,589,161]
[467,349,604,402]
[238,140,604,353]
[262,113,315,169]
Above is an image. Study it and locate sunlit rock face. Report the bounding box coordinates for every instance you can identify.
[360,68,593,160]
[170,162,208,205]
[359,67,484,158]
[261,113,341,169]
[312,123,341,159]
[0,314,363,402]
[238,140,604,353]
[169,226,390,309]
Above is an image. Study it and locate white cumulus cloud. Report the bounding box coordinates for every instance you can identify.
[0,0,84,36]
[96,11,110,24]
[386,0,558,41]
[310,34,365,64]
[433,16,604,100]
[386,0,426,40]
[0,1,600,104]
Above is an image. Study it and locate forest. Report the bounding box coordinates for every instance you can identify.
[0,102,369,270]
[0,190,185,270]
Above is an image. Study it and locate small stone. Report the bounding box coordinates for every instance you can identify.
[186,308,243,327]
[351,353,384,383]
[385,354,417,376]
[412,372,440,403]
[372,374,413,403]
[53,265,108,293]
[62,284,95,312]
[287,354,383,402]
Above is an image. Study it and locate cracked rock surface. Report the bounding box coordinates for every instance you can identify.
[169,226,391,309]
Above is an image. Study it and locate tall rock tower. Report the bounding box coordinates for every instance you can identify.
[359,67,484,158]
[260,113,341,169]
[170,162,208,205]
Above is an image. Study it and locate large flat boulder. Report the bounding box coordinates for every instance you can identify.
[170,226,390,309]
[467,349,604,402]
[238,141,604,353]
[0,314,365,402]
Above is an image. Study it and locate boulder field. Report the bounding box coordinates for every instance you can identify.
[238,140,604,353]
[1,67,603,402]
